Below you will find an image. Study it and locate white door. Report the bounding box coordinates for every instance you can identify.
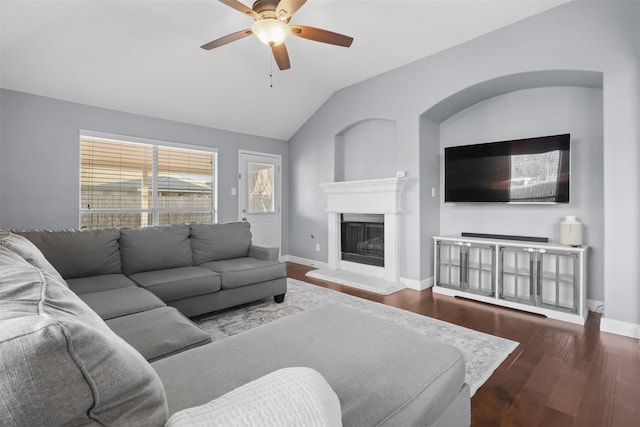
[238,150,281,252]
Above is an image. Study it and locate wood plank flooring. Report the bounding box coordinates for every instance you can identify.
[286,262,640,427]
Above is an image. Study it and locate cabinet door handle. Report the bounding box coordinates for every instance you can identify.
[461,251,467,285]
[529,259,535,302]
[537,260,542,297]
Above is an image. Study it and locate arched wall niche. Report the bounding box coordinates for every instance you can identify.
[418,69,605,303]
[334,118,397,182]
[422,70,603,123]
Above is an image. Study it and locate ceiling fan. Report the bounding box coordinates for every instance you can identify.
[201,0,354,70]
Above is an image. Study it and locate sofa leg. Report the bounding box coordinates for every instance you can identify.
[274,293,286,303]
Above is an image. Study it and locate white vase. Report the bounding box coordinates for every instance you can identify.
[560,216,582,246]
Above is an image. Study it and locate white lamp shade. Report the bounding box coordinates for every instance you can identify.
[251,19,291,46]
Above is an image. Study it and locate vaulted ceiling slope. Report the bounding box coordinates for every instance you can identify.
[0,0,567,140]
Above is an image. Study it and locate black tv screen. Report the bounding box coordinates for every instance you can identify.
[444,134,570,203]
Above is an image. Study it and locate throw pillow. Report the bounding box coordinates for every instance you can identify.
[166,367,342,427]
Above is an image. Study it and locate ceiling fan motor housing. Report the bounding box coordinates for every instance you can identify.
[252,0,280,16]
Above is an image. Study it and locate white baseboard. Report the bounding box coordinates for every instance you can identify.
[401,276,434,291]
[587,299,605,313]
[280,255,329,269]
[600,317,640,340]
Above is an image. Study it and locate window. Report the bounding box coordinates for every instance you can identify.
[247,162,275,214]
[80,135,217,229]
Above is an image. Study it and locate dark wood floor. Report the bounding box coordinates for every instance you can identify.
[287,262,640,427]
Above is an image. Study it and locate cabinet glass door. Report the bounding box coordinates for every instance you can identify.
[436,241,463,289]
[467,245,495,296]
[539,252,578,312]
[499,247,536,306]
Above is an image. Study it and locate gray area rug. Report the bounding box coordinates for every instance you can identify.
[195,278,519,396]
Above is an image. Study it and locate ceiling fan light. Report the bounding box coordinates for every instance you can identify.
[251,19,291,46]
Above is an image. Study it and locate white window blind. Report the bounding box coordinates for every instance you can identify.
[157,145,215,225]
[80,136,216,229]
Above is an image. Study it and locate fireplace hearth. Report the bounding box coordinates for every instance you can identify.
[341,214,384,267]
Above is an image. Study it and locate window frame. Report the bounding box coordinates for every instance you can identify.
[79,130,218,228]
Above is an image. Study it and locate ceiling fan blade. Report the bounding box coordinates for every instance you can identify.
[201,29,252,50]
[218,0,259,19]
[291,25,353,47]
[276,0,307,19]
[271,43,291,70]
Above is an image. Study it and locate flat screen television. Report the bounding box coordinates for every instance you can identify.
[444,134,570,203]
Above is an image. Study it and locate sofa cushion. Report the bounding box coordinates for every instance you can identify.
[0,251,168,426]
[79,287,166,320]
[166,367,342,427]
[199,257,286,290]
[0,231,65,283]
[129,266,221,302]
[66,273,137,295]
[106,306,212,362]
[190,222,251,264]
[16,228,121,279]
[120,224,193,275]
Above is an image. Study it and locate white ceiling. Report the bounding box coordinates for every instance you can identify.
[0,0,567,140]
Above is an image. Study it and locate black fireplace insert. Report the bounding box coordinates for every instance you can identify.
[341,214,384,267]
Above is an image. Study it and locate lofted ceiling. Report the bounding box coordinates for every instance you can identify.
[0,0,568,140]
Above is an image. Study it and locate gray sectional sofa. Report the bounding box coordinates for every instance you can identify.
[19,222,287,317]
[0,225,470,426]
[11,221,287,361]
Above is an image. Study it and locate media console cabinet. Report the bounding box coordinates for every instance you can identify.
[433,236,587,325]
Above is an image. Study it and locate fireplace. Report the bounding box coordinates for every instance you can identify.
[320,177,406,283]
[341,214,384,267]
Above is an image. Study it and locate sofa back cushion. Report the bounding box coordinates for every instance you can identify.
[0,246,168,426]
[190,222,251,265]
[0,231,66,284]
[120,224,193,275]
[16,228,121,279]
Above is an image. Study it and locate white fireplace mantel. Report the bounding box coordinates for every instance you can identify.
[320,177,407,214]
[320,177,407,284]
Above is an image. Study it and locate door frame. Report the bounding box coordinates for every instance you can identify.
[238,149,282,253]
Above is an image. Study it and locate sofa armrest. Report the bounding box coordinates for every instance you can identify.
[249,245,279,261]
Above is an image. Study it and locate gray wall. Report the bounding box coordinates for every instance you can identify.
[0,91,3,226]
[439,86,604,302]
[0,89,290,253]
[335,119,396,182]
[419,118,441,283]
[288,1,639,325]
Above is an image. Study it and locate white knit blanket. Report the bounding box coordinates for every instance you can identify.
[165,367,342,427]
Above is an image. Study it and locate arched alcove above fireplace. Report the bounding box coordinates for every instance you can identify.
[334,118,397,182]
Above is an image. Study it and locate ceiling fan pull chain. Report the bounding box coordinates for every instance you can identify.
[269,53,274,88]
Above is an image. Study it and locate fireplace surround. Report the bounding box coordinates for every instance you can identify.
[320,177,407,283]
